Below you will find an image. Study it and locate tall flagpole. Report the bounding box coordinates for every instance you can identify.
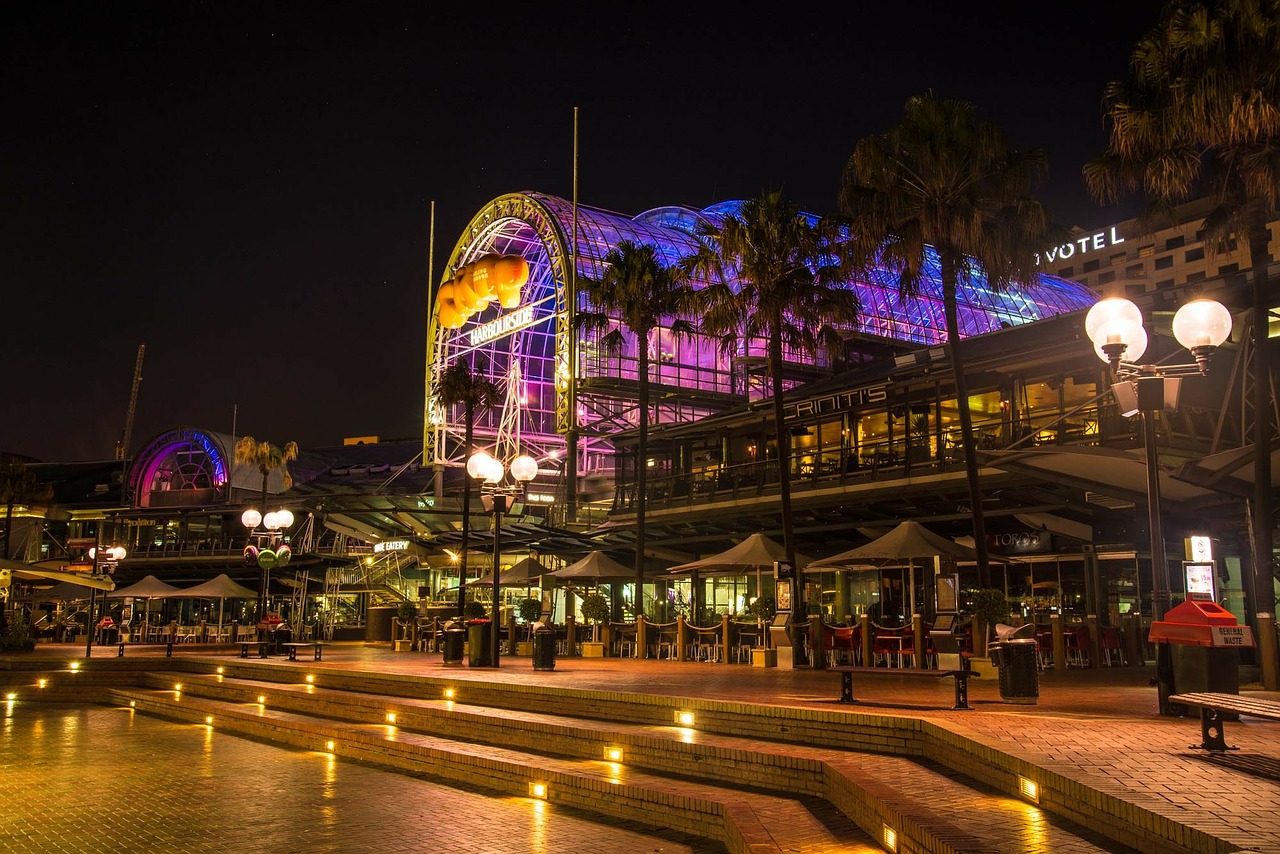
[566,107,580,523]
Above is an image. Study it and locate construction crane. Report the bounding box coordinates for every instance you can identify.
[115,344,145,461]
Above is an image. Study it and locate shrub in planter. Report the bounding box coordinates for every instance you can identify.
[580,592,610,642]
[970,588,1011,656]
[517,598,543,624]
[2,612,36,653]
[464,601,487,621]
[397,601,419,640]
[746,595,777,623]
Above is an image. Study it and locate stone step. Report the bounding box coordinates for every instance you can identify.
[109,686,876,854]
[120,671,1132,854]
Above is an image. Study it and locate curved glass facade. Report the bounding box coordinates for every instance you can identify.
[424,192,1097,477]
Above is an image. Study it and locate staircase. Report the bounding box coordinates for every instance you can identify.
[80,659,1164,854]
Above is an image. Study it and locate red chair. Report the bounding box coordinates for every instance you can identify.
[831,627,856,666]
[1101,626,1122,666]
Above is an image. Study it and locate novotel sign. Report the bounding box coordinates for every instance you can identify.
[1035,226,1124,267]
[468,305,536,346]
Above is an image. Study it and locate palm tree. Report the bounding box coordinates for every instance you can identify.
[0,461,53,637]
[0,461,52,561]
[683,192,860,620]
[234,436,298,621]
[1083,0,1277,672]
[577,240,701,617]
[838,93,1056,589]
[435,360,502,620]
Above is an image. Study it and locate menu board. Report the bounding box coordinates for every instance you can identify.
[1184,562,1216,600]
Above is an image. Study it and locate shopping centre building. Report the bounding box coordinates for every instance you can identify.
[3,192,1276,660]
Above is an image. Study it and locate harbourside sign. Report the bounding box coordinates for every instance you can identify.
[1035,226,1124,266]
[468,305,535,346]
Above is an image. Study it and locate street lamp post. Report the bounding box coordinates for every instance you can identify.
[466,450,539,667]
[1085,296,1231,716]
[86,541,126,657]
[241,507,294,632]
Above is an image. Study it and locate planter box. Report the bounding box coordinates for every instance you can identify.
[752,648,777,668]
[581,641,607,658]
[394,639,414,652]
[516,641,534,657]
[968,656,997,679]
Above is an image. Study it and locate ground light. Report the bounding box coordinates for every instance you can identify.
[443,687,455,699]
[603,746,624,762]
[883,824,898,852]
[674,710,695,726]
[528,782,548,799]
[1019,776,1040,803]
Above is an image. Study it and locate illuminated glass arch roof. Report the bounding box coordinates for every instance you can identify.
[424,192,1097,466]
[128,426,230,508]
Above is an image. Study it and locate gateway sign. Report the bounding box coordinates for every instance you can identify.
[468,306,535,347]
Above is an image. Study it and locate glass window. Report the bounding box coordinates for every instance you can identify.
[1164,235,1185,250]
[1184,247,1205,262]
[1154,256,1174,270]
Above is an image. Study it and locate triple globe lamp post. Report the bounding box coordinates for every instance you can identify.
[241,507,295,626]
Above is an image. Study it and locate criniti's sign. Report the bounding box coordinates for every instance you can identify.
[468,305,535,346]
[1035,226,1124,266]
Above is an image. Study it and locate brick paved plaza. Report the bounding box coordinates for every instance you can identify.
[2,643,1278,853]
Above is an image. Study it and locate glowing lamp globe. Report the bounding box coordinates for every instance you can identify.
[1172,299,1232,351]
[275,509,294,529]
[509,455,538,483]
[241,509,262,530]
[1084,297,1147,363]
[262,512,281,531]
[467,452,497,480]
[109,546,128,562]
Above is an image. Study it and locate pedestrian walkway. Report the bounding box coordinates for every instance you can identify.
[3,642,1278,853]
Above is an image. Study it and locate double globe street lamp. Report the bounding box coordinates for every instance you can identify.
[1084,295,1231,715]
[466,450,539,667]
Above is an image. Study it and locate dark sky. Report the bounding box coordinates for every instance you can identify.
[3,1,1167,462]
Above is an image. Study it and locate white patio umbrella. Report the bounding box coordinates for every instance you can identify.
[807,520,980,618]
[174,573,257,629]
[106,574,183,630]
[666,533,813,606]
[547,551,636,583]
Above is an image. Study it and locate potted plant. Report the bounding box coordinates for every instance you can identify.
[970,588,1010,664]
[745,595,778,667]
[395,600,418,651]
[2,611,36,654]
[580,592,610,657]
[515,597,543,655]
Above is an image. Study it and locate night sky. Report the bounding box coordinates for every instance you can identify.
[3,2,1167,462]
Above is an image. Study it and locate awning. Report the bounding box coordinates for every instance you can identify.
[0,559,117,591]
[980,446,1227,508]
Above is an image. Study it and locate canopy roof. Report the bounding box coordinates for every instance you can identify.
[467,556,552,588]
[0,559,116,591]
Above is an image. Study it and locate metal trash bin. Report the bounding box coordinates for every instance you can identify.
[1149,599,1255,716]
[441,621,466,666]
[531,622,556,671]
[990,623,1039,705]
[467,620,493,667]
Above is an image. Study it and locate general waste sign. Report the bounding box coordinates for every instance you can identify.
[1210,626,1255,648]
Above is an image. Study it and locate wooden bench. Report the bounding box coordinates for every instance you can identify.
[238,640,272,659]
[282,641,323,661]
[1169,692,1280,751]
[116,640,174,657]
[831,665,977,710]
